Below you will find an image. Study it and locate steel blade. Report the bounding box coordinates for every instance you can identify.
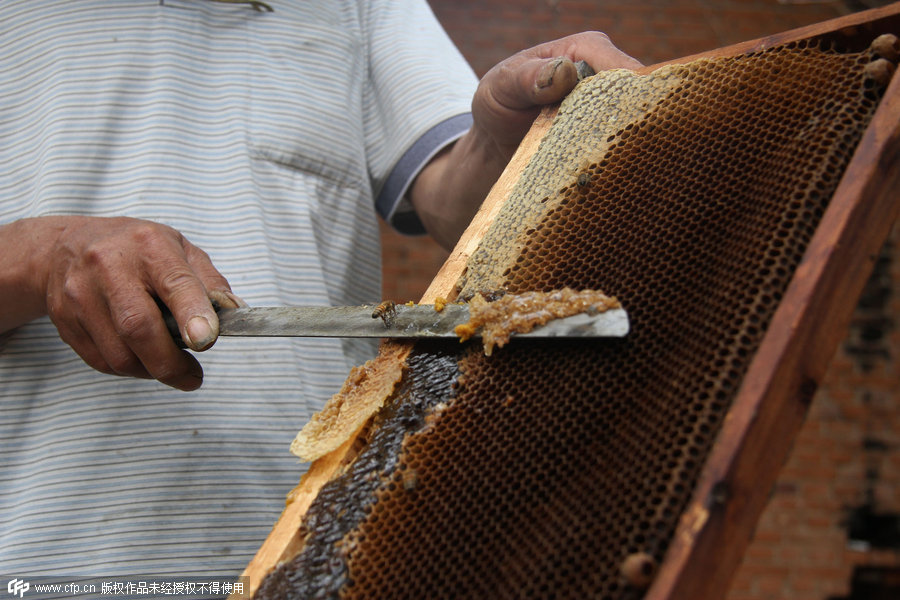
[216,304,629,339]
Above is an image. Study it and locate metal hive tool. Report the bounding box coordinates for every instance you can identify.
[238,6,900,600]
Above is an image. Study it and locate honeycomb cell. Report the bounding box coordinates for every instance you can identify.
[254,38,893,600]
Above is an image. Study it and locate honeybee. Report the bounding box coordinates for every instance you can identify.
[460,289,506,303]
[372,300,397,326]
[402,468,418,492]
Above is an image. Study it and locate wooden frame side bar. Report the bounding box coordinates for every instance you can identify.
[647,36,900,600]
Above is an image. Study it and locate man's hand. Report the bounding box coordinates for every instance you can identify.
[471,32,643,159]
[411,32,642,250]
[0,215,240,391]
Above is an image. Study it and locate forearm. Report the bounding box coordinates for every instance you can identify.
[409,126,510,251]
[0,216,59,333]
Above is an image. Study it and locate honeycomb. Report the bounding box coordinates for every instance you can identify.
[255,37,894,599]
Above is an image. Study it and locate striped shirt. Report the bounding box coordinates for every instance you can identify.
[0,0,476,579]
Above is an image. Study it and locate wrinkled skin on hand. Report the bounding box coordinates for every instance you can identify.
[472,31,643,160]
[39,216,240,391]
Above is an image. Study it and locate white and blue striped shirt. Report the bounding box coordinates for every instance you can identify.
[0,0,476,578]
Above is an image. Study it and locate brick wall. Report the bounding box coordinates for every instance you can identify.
[727,222,900,600]
[381,1,900,598]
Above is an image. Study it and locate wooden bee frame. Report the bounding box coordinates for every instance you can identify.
[236,4,900,599]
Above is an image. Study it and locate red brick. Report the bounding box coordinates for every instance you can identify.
[741,543,775,567]
[724,591,760,600]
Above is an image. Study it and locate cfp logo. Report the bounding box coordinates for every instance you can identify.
[6,579,28,598]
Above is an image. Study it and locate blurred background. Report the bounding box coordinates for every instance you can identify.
[381,1,900,599]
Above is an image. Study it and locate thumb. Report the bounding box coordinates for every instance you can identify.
[472,55,582,151]
[489,56,580,111]
[531,56,581,105]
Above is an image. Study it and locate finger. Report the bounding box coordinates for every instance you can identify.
[183,241,247,311]
[77,307,154,380]
[61,297,203,391]
[183,240,235,301]
[108,290,205,390]
[514,56,581,108]
[488,31,644,112]
[53,309,146,379]
[141,235,223,352]
[525,31,643,72]
[170,237,243,350]
[46,272,152,380]
[208,289,248,309]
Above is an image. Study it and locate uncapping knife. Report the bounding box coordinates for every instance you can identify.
[164,303,629,345]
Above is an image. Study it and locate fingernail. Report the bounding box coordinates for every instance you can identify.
[176,371,204,392]
[224,291,249,308]
[209,289,248,309]
[538,57,566,88]
[184,316,214,350]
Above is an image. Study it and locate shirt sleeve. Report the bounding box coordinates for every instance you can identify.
[362,0,479,235]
